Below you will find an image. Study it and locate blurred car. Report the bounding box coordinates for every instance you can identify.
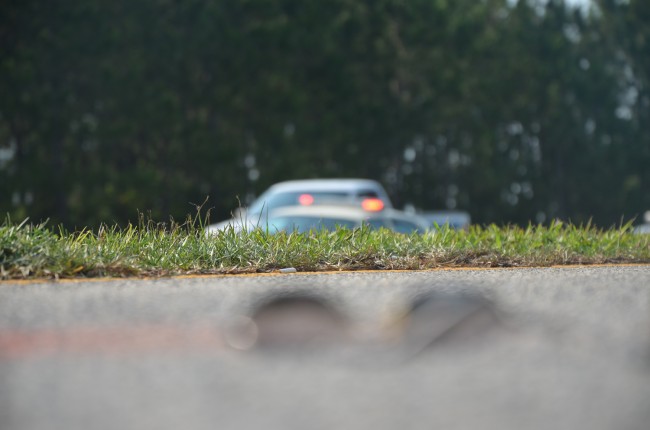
[210,178,395,232]
[206,203,429,235]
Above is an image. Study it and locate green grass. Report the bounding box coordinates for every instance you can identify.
[1,216,649,280]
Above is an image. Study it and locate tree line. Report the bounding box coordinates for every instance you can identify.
[1,0,648,228]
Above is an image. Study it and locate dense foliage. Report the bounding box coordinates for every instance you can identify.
[1,0,648,228]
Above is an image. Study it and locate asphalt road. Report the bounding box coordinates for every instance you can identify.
[1,266,650,430]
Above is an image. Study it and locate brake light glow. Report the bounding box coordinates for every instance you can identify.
[361,198,384,212]
[298,194,314,206]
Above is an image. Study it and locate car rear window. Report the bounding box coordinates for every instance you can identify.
[250,191,350,212]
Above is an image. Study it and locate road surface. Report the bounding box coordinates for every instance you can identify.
[1,266,650,430]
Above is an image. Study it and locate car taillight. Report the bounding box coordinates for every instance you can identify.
[361,198,384,212]
[298,194,314,206]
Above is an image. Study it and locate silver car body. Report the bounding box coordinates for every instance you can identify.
[206,205,429,235]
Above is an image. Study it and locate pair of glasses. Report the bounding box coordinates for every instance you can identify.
[223,291,506,362]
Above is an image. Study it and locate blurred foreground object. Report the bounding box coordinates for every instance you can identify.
[248,293,348,351]
[389,293,504,360]
[236,290,504,361]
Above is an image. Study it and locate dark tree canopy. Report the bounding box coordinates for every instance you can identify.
[0,0,648,228]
